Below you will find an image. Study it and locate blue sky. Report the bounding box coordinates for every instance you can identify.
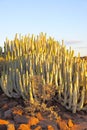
[0,0,87,56]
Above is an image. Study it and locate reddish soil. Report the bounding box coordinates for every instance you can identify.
[0,90,87,130]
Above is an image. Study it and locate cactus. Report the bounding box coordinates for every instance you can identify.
[0,33,87,113]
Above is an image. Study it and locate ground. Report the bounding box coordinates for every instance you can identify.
[0,90,87,130]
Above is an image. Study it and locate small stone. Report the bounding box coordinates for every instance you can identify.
[56,118,68,130]
[38,120,47,129]
[4,109,12,119]
[2,104,9,111]
[14,115,29,124]
[36,112,44,121]
[0,119,9,125]
[17,124,30,130]
[8,101,18,108]
[0,111,2,118]
[12,107,23,115]
[38,119,58,130]
[0,125,7,130]
[48,125,54,130]
[34,125,42,130]
[67,119,74,128]
[7,123,15,130]
[28,117,39,127]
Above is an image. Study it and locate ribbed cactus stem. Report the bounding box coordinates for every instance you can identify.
[77,87,85,111]
[58,68,62,100]
[72,71,79,113]
[72,82,77,113]
[1,74,12,97]
[68,81,73,109]
[29,82,34,103]
[55,71,58,87]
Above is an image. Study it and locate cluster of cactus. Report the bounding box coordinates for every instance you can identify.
[0,33,87,113]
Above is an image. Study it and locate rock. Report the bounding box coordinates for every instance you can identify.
[2,104,9,111]
[48,125,55,130]
[61,113,72,120]
[8,101,18,108]
[38,120,47,129]
[17,124,30,130]
[0,88,3,95]
[38,120,58,130]
[0,111,2,118]
[56,118,69,130]
[0,97,9,109]
[67,119,74,128]
[28,117,39,127]
[34,125,42,130]
[0,119,9,125]
[36,112,44,121]
[7,123,15,130]
[0,125,7,130]
[12,107,23,116]
[4,109,12,119]
[14,115,29,124]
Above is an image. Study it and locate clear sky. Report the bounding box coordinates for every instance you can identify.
[0,0,87,56]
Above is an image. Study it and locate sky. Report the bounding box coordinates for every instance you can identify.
[0,0,87,56]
